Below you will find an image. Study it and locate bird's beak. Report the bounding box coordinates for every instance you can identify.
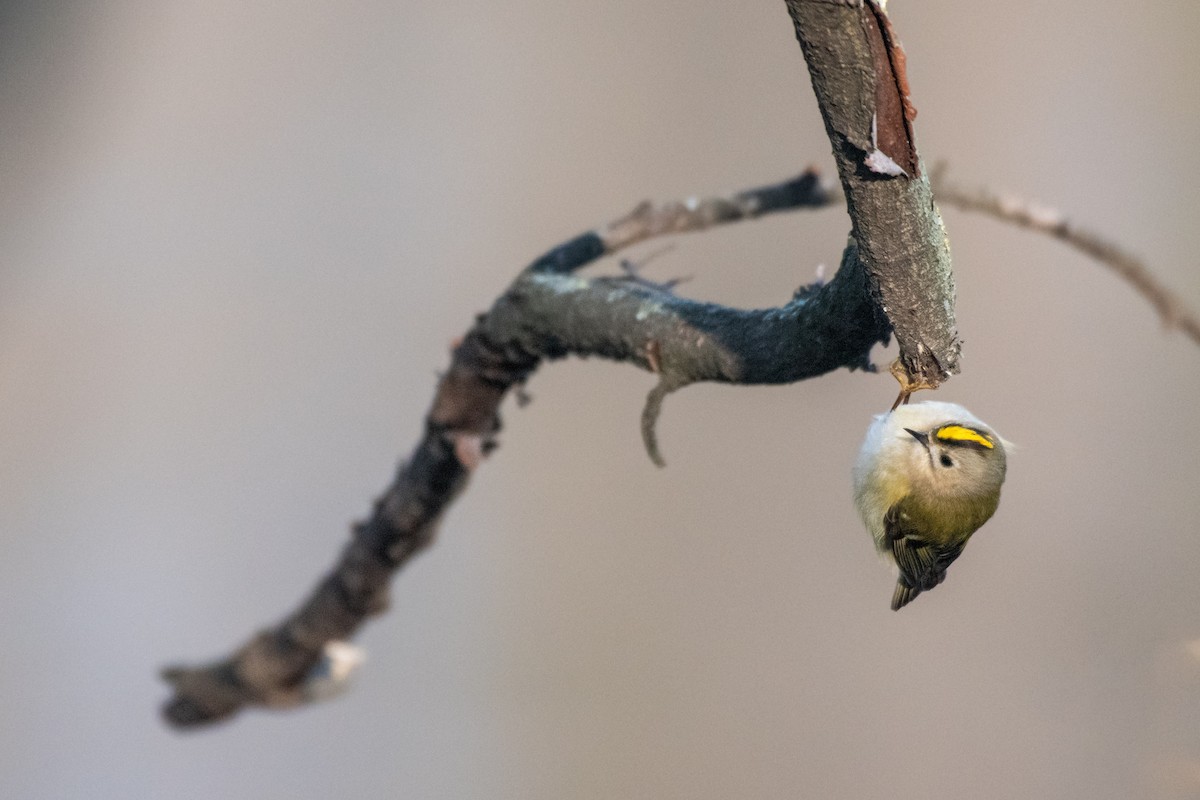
[904,428,930,448]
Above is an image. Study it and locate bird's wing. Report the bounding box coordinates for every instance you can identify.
[884,504,967,610]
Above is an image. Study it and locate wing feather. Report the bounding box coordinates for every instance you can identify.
[884,504,967,610]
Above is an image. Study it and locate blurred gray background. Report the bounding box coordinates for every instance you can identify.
[3,1,1200,797]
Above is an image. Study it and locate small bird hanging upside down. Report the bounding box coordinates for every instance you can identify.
[853,401,1009,610]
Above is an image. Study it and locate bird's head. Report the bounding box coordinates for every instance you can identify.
[903,420,1007,499]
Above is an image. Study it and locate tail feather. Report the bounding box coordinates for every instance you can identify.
[891,581,921,611]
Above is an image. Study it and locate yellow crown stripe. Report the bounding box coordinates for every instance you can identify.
[935,425,994,449]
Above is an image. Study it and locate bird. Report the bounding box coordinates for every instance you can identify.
[852,401,1009,610]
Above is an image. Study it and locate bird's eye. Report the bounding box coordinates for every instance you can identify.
[939,454,954,468]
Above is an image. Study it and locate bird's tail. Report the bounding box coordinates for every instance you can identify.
[891,582,921,611]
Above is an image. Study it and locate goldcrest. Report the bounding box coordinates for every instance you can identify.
[853,401,1008,610]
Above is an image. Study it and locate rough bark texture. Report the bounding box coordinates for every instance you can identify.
[785,0,959,389]
[162,2,962,727]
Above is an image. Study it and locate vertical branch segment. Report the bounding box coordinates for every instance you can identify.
[784,0,960,388]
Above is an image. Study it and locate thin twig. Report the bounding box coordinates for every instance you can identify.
[931,163,1200,346]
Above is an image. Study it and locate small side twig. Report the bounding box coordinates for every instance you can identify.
[618,246,690,293]
[640,377,680,469]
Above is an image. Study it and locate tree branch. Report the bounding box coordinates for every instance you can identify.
[161,2,966,727]
[160,169,890,727]
[785,0,959,391]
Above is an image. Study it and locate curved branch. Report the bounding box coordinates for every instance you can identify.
[160,170,890,728]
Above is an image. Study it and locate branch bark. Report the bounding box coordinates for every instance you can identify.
[785,0,959,391]
[161,2,961,727]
